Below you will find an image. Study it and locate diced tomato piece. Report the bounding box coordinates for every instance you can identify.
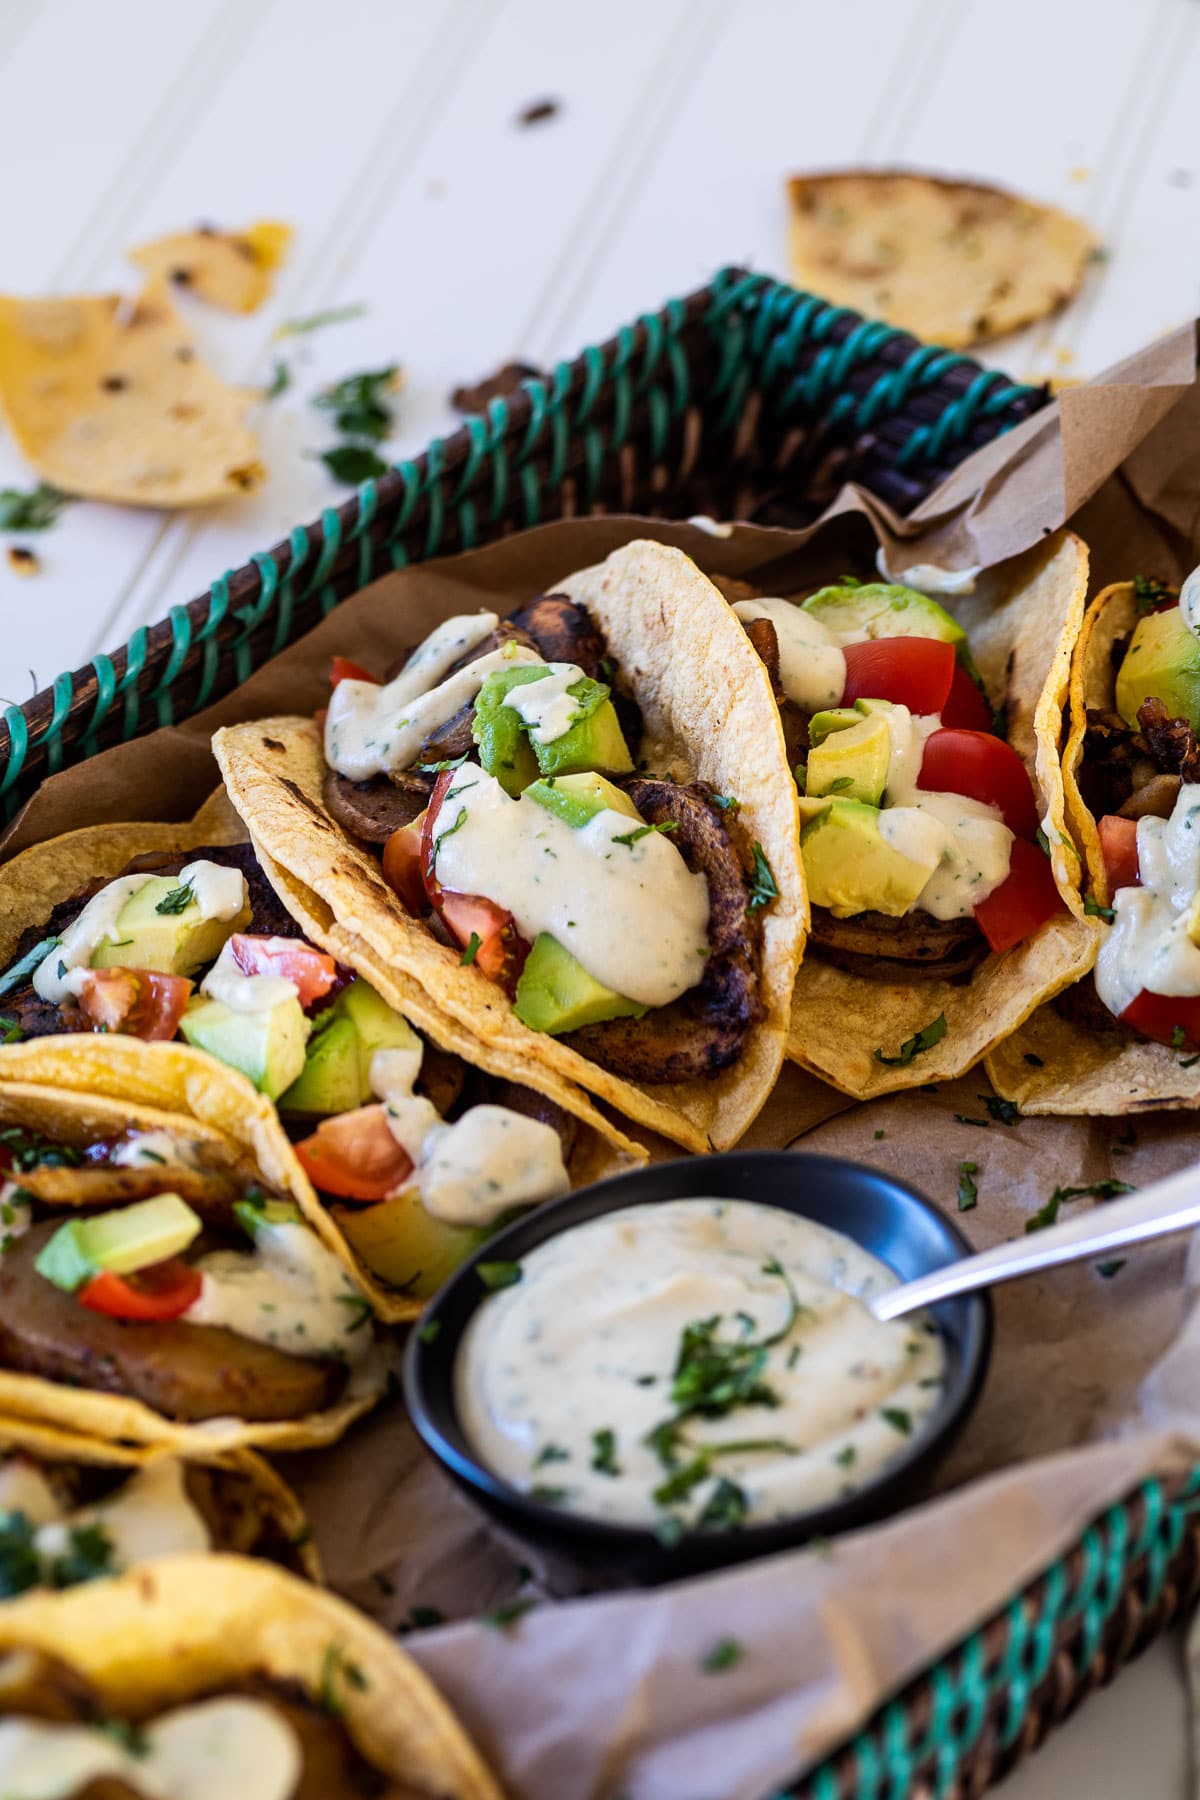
[419,770,458,894]
[1119,990,1200,1052]
[940,664,994,732]
[77,969,193,1041]
[438,891,531,994]
[840,637,955,715]
[294,1105,414,1202]
[79,1259,202,1321]
[918,729,1040,840]
[973,839,1066,954]
[331,656,377,687]
[229,935,337,1007]
[1099,815,1140,896]
[382,814,429,913]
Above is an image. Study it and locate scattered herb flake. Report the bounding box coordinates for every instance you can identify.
[980,1094,1018,1126]
[957,1161,979,1212]
[0,936,61,999]
[880,1407,912,1436]
[277,302,367,337]
[612,821,678,848]
[318,443,390,485]
[712,793,741,812]
[1097,1259,1126,1280]
[0,482,70,532]
[533,1443,569,1467]
[482,1594,537,1631]
[875,1013,947,1068]
[154,882,194,916]
[1084,893,1116,921]
[477,1260,522,1291]
[460,931,482,966]
[1133,574,1173,615]
[400,1604,444,1632]
[873,1129,886,1140]
[314,364,401,443]
[835,1445,857,1468]
[954,1113,991,1128]
[701,1637,743,1673]
[416,1318,441,1345]
[747,843,779,910]
[590,1427,621,1476]
[264,359,291,399]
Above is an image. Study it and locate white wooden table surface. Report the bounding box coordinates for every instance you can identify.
[2,1,1197,1793]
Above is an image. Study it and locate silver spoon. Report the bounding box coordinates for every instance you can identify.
[870,1162,1200,1321]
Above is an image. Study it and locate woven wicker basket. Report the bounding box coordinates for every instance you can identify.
[5,267,1189,1798]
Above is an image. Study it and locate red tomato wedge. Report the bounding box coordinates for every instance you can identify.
[229,935,337,1006]
[918,729,1040,840]
[972,839,1065,954]
[419,769,458,892]
[331,656,377,687]
[1119,989,1200,1052]
[840,637,955,715]
[940,664,994,732]
[1099,815,1140,895]
[77,969,193,1041]
[438,891,531,992]
[382,815,428,914]
[294,1105,414,1202]
[79,1259,202,1321]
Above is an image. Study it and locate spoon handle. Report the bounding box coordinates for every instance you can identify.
[871,1162,1200,1321]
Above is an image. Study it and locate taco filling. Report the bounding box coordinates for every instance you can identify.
[734,582,1065,976]
[0,1651,433,1799]
[0,1120,382,1425]
[320,597,768,1084]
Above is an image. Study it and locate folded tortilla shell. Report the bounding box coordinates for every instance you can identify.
[214,540,806,1152]
[0,1555,501,1800]
[787,532,1100,1097]
[987,580,1200,1113]
[0,283,264,507]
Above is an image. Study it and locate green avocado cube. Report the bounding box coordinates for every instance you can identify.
[513,933,646,1035]
[801,798,935,918]
[808,708,862,746]
[802,582,966,651]
[1115,606,1200,731]
[35,1193,202,1292]
[530,691,633,779]
[91,875,250,978]
[233,1197,303,1239]
[334,1191,488,1298]
[278,1016,365,1117]
[524,772,641,830]
[337,978,423,1082]
[805,714,891,805]
[473,667,547,795]
[179,992,309,1100]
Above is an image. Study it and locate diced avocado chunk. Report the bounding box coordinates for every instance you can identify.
[531,693,633,778]
[801,798,934,918]
[333,1190,487,1297]
[179,993,309,1100]
[797,795,833,825]
[805,714,890,805]
[473,667,548,796]
[803,582,966,652]
[808,707,862,746]
[513,933,646,1035]
[279,979,421,1118]
[91,875,250,977]
[35,1193,202,1292]
[234,1196,302,1238]
[524,771,641,829]
[854,696,899,718]
[1115,606,1200,731]
[278,1016,363,1118]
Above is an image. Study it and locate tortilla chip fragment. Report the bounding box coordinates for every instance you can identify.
[0,283,265,508]
[785,170,1096,347]
[129,218,292,313]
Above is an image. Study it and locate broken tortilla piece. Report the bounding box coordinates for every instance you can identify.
[785,169,1096,348]
[0,283,265,508]
[129,219,292,314]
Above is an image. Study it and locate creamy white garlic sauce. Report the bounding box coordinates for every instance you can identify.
[1179,566,1200,640]
[112,1131,202,1171]
[875,704,1012,920]
[0,1697,301,1800]
[0,1456,210,1580]
[368,1048,569,1228]
[199,938,298,1015]
[1096,783,1200,1017]
[501,662,589,745]
[434,763,710,1007]
[186,1219,371,1363]
[457,1198,946,1530]
[875,550,980,597]
[732,598,846,711]
[324,610,545,780]
[687,515,734,537]
[32,862,248,1005]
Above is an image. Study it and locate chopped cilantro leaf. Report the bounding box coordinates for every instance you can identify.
[264,359,291,398]
[875,1013,947,1068]
[747,843,779,910]
[701,1637,743,1673]
[0,482,70,533]
[277,302,367,337]
[590,1428,621,1477]
[154,882,194,916]
[314,364,401,443]
[957,1161,979,1211]
[1084,893,1115,921]
[318,443,390,485]
[416,1318,442,1346]
[477,1260,522,1291]
[460,931,482,966]
[880,1407,912,1435]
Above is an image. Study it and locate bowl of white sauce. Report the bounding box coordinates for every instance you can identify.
[404,1152,992,1584]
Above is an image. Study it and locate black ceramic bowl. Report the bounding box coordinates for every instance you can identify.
[404,1151,992,1586]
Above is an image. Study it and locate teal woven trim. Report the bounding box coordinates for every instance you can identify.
[794,1461,1200,1798]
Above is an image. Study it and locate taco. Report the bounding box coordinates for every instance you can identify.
[0,797,640,1321]
[987,575,1200,1112]
[213,540,804,1153]
[0,1554,500,1798]
[721,531,1099,1095]
[0,1068,390,1452]
[0,1417,320,1595]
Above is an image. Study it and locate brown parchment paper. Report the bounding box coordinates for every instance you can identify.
[7,321,1200,1800]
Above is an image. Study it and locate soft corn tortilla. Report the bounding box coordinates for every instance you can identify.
[987,580,1200,1113]
[0,283,264,507]
[785,169,1096,348]
[0,1059,388,1453]
[0,787,642,1322]
[129,220,292,314]
[0,1555,501,1800]
[0,1418,322,1583]
[214,541,806,1153]
[787,531,1100,1098]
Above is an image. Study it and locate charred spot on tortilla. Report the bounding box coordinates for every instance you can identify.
[261,738,285,753]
